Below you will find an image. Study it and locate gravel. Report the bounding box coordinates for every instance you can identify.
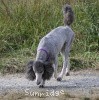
[0,70,99,98]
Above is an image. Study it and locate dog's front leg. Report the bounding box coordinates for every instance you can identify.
[57,34,74,81]
[53,64,57,79]
[65,58,70,76]
[53,57,58,79]
[39,80,45,88]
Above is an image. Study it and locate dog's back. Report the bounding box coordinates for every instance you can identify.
[36,4,74,62]
[37,26,74,60]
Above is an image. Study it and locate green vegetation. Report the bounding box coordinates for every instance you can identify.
[0,0,99,73]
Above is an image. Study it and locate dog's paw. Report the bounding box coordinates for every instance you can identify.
[66,72,70,76]
[39,85,44,88]
[57,77,62,81]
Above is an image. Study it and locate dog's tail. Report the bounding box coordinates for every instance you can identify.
[63,4,74,26]
[26,61,36,81]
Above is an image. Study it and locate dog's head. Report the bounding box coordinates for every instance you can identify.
[26,60,54,85]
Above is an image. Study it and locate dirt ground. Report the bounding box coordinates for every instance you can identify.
[0,70,99,100]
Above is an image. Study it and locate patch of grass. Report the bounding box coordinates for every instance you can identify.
[0,0,98,52]
[0,48,35,74]
[58,51,99,71]
[0,48,98,74]
[0,0,99,72]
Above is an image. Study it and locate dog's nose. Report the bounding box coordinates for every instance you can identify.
[36,81,40,85]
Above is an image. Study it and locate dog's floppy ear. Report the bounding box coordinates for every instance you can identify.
[42,62,54,80]
[26,60,36,81]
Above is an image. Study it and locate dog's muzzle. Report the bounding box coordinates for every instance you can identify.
[36,81,41,85]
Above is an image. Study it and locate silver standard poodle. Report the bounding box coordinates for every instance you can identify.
[26,4,74,88]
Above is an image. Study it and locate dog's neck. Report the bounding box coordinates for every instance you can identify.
[36,49,49,62]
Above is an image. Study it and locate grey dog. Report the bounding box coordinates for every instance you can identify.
[26,4,74,88]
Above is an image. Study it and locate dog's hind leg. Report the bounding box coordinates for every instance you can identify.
[57,51,68,81]
[57,33,74,81]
